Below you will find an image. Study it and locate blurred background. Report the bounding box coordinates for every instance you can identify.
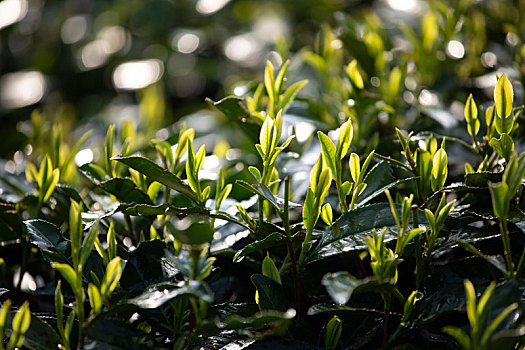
[0,0,344,157]
[1,0,525,161]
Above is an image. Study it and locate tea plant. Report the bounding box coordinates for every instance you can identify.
[443,280,519,350]
[1,2,525,349]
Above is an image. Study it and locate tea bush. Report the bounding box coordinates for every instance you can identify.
[1,1,525,349]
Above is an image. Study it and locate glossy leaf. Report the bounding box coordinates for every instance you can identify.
[206,96,259,142]
[309,203,426,262]
[465,171,502,187]
[25,220,69,264]
[216,306,295,336]
[233,232,284,263]
[260,116,274,157]
[321,271,360,304]
[274,59,289,95]
[236,180,281,214]
[322,272,394,305]
[98,178,153,205]
[111,155,200,204]
[129,281,213,309]
[167,216,213,245]
[356,161,414,206]
[55,281,64,337]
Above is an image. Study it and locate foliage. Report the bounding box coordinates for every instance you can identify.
[1,1,525,349]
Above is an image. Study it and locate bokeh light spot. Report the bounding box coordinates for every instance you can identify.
[112,59,164,90]
[0,71,45,109]
[0,0,28,30]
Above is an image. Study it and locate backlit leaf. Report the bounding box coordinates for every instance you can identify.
[494,74,513,118]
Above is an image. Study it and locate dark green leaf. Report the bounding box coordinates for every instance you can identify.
[98,178,153,205]
[129,281,213,309]
[236,180,281,214]
[55,184,83,203]
[206,96,260,142]
[166,215,213,245]
[120,240,167,294]
[25,220,69,264]
[307,303,383,316]
[216,306,295,334]
[250,274,290,312]
[111,155,199,205]
[455,240,508,276]
[85,318,146,350]
[6,313,61,350]
[121,203,168,216]
[79,163,107,182]
[0,202,23,242]
[233,232,285,262]
[464,171,503,187]
[121,203,250,231]
[308,203,425,262]
[321,272,395,305]
[356,161,416,206]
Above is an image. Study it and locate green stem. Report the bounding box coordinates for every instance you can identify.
[189,298,201,329]
[383,308,389,350]
[278,260,291,273]
[297,227,313,269]
[515,245,525,278]
[392,287,405,305]
[499,219,513,277]
[75,290,84,349]
[349,183,359,211]
[336,168,347,214]
[473,136,481,154]
[373,153,411,171]
[125,214,136,244]
[284,177,302,314]
[382,294,391,350]
[297,196,319,269]
[412,206,423,290]
[257,196,264,236]
[257,165,271,235]
[163,185,170,205]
